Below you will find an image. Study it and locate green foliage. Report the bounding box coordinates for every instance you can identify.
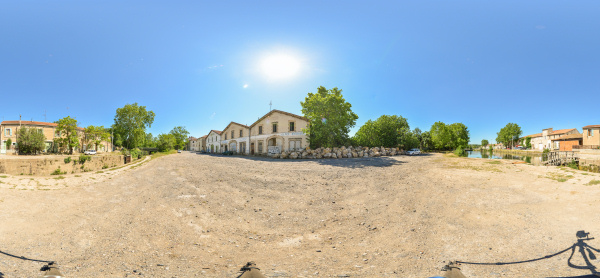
[113,103,155,149]
[567,160,578,170]
[170,126,190,150]
[85,125,110,151]
[130,148,142,159]
[157,133,176,152]
[56,116,80,154]
[524,137,532,149]
[454,146,467,157]
[430,121,470,151]
[143,133,157,148]
[16,127,47,154]
[5,138,11,150]
[489,145,493,152]
[496,123,522,148]
[64,157,72,164]
[102,164,109,169]
[78,154,91,164]
[51,167,66,175]
[481,139,489,146]
[352,115,411,148]
[300,86,358,148]
[543,148,550,154]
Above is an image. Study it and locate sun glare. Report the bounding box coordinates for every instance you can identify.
[261,54,301,80]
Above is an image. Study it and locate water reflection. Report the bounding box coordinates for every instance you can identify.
[467,151,542,165]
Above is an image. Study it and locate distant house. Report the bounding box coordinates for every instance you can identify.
[248,110,308,155]
[551,134,583,151]
[220,122,250,154]
[188,137,199,151]
[582,125,600,147]
[200,135,208,151]
[0,120,109,154]
[523,128,580,150]
[206,130,222,153]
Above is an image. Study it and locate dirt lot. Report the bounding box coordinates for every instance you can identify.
[1,152,599,277]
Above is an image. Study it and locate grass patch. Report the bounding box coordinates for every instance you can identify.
[51,168,66,175]
[54,176,66,180]
[150,150,177,160]
[74,175,82,177]
[486,161,502,165]
[544,172,575,183]
[96,171,104,174]
[587,179,600,186]
[0,175,8,178]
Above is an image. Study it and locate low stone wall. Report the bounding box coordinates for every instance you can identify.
[0,155,124,176]
[576,149,600,167]
[270,146,406,159]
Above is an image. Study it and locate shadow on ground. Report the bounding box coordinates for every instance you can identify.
[195,152,407,168]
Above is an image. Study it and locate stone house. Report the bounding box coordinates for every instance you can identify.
[582,125,600,147]
[200,135,207,151]
[0,120,105,154]
[188,137,199,151]
[551,134,583,151]
[248,110,308,155]
[206,130,222,153]
[220,122,250,153]
[523,128,580,150]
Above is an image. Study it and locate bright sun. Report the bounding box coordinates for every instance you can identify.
[261,54,301,80]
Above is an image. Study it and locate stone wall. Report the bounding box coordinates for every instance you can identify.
[576,149,600,167]
[0,155,124,176]
[270,146,405,159]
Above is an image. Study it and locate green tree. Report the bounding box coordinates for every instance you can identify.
[496,123,522,148]
[16,127,46,154]
[56,116,80,154]
[430,122,452,150]
[301,86,358,148]
[113,103,155,149]
[524,137,532,149]
[170,126,190,150]
[85,125,110,151]
[157,133,175,152]
[5,138,11,151]
[352,115,410,148]
[144,133,157,148]
[449,123,470,149]
[420,131,432,150]
[481,139,489,147]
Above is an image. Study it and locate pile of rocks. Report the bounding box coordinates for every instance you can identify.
[271,146,405,159]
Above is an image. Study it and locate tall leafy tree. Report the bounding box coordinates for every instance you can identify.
[170,126,190,150]
[113,103,155,149]
[481,139,489,146]
[16,127,46,154]
[56,116,80,154]
[524,137,532,149]
[85,125,110,151]
[301,86,358,148]
[352,115,411,148]
[157,133,175,152]
[496,123,522,148]
[449,122,470,149]
[430,121,452,150]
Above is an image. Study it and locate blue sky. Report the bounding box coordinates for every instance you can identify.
[1,1,599,144]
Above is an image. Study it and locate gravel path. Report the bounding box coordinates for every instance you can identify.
[0,152,599,277]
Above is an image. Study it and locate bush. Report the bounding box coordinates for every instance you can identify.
[488,145,493,152]
[543,148,550,154]
[130,148,142,159]
[64,157,72,164]
[51,167,65,175]
[79,155,91,164]
[102,164,109,169]
[567,160,578,170]
[454,146,467,157]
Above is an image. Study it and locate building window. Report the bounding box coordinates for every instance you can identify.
[4,128,11,136]
[272,123,277,133]
[259,126,263,134]
[289,122,295,131]
[231,130,234,139]
[240,130,243,137]
[258,141,263,153]
[225,134,227,140]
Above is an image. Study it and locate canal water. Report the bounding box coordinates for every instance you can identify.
[466,150,543,165]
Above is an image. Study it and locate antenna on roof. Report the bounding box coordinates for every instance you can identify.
[269,100,272,112]
[43,110,47,122]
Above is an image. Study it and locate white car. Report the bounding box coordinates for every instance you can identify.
[407,148,421,156]
[84,149,97,155]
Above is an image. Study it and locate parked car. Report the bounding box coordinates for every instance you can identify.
[177,149,182,153]
[84,149,97,155]
[407,148,421,156]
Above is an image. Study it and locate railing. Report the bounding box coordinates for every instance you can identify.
[542,151,579,166]
[573,145,600,149]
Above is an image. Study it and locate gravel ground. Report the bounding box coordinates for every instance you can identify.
[0,152,599,277]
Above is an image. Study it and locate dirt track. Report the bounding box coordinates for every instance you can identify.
[1,152,599,277]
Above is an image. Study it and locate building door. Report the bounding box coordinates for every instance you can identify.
[251,143,255,155]
[1,141,5,154]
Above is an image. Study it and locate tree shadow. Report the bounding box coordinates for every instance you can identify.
[196,152,406,168]
[448,231,599,278]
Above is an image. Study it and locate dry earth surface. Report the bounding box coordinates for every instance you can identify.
[1,152,599,277]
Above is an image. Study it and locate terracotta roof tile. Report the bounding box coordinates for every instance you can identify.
[583,125,600,129]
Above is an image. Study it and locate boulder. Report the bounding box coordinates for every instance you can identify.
[324,153,332,158]
[316,153,323,159]
[373,152,381,157]
[351,151,358,158]
[336,151,342,158]
[290,152,298,159]
[302,151,308,158]
[272,154,280,159]
[331,153,337,159]
[280,152,288,159]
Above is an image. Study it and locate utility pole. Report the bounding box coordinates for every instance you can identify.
[269,101,272,112]
[43,110,47,122]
